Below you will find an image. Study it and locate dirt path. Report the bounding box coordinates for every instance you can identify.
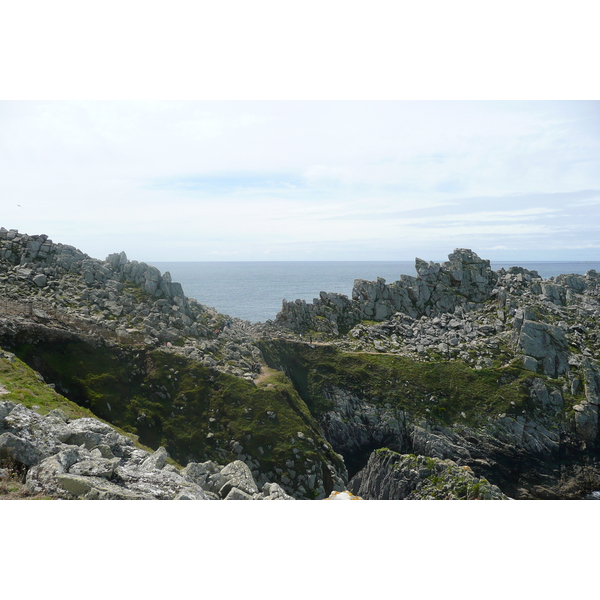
[254,365,280,386]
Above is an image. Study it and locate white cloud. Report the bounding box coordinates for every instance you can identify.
[1,100,599,261]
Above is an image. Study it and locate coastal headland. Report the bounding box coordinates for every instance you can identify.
[2,226,600,500]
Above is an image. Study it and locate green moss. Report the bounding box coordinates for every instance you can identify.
[259,340,540,427]
[8,340,342,498]
[0,349,97,420]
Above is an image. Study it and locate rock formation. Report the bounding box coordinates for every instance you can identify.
[3,226,600,500]
[275,248,499,334]
[1,400,294,500]
[348,448,508,500]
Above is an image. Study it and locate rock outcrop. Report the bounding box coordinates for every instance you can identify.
[0,401,294,500]
[0,227,272,381]
[348,449,508,500]
[275,249,498,334]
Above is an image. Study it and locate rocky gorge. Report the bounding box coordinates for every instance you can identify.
[2,226,600,500]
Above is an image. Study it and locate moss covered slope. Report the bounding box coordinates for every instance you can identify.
[258,339,561,428]
[9,339,346,498]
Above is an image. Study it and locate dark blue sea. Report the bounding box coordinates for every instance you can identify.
[149,261,600,323]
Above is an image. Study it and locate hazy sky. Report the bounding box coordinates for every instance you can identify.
[1,100,599,263]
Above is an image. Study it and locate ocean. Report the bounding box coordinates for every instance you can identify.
[149,261,600,323]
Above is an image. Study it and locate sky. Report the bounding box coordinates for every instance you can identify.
[2,100,599,263]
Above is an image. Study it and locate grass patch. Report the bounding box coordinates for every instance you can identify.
[6,340,342,497]
[259,340,543,427]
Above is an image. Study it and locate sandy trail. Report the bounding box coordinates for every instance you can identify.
[253,366,279,386]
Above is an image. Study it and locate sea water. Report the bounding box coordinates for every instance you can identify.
[149,261,600,323]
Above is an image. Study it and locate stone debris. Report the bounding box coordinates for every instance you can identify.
[0,401,294,500]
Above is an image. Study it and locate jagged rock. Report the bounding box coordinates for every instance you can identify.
[56,473,146,500]
[0,403,297,500]
[69,457,117,478]
[261,482,294,500]
[318,387,403,477]
[276,248,498,333]
[65,418,124,450]
[25,446,91,496]
[223,487,253,500]
[32,274,47,287]
[219,460,259,496]
[348,449,508,500]
[513,318,569,378]
[0,400,17,421]
[410,426,471,462]
[140,446,169,471]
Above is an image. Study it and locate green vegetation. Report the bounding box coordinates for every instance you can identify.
[382,449,503,499]
[0,346,166,461]
[259,340,546,427]
[7,340,344,496]
[122,281,153,304]
[0,349,99,420]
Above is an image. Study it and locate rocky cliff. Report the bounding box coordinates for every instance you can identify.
[3,226,600,500]
[0,227,347,499]
[263,251,600,499]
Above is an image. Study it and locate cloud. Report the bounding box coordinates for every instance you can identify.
[1,101,599,261]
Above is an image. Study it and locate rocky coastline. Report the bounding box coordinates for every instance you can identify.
[2,226,600,500]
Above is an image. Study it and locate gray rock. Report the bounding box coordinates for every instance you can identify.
[140,446,169,471]
[219,460,259,496]
[262,482,295,500]
[514,319,569,378]
[348,449,507,500]
[32,274,47,287]
[0,400,17,422]
[522,355,539,372]
[223,487,253,500]
[68,458,117,478]
[181,460,218,487]
[56,474,145,500]
[65,418,120,449]
[0,432,45,466]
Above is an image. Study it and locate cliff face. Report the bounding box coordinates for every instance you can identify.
[262,252,600,499]
[3,226,600,499]
[259,339,600,499]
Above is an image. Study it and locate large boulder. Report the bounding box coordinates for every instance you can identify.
[513,314,569,378]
